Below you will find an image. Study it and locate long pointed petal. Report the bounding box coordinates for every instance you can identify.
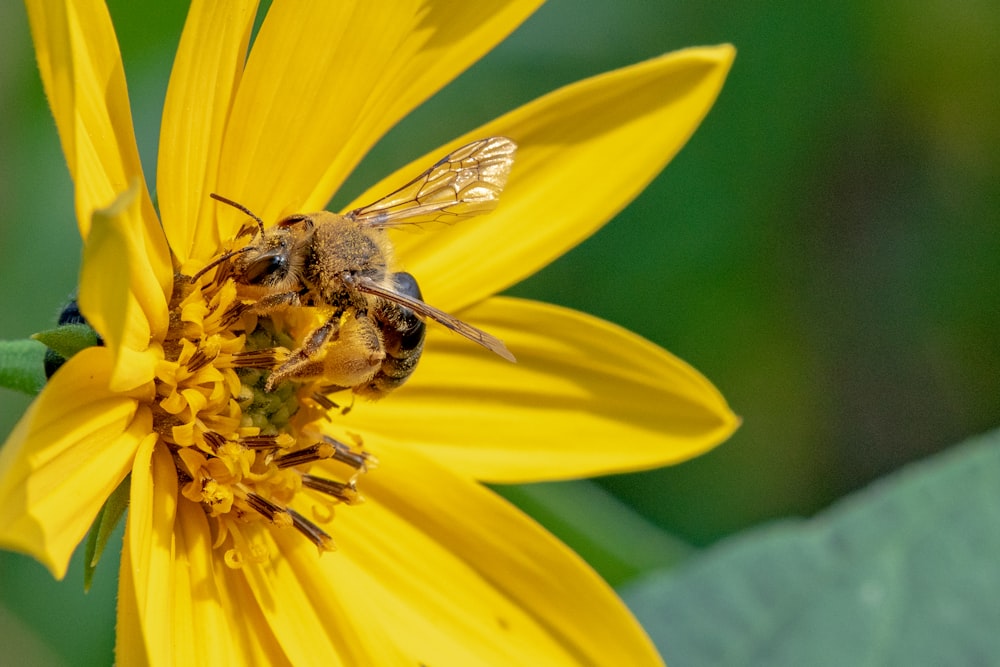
[78,185,167,392]
[119,438,291,666]
[256,445,664,665]
[213,1,542,240]
[118,435,177,666]
[345,297,738,482]
[0,347,143,579]
[350,45,735,312]
[157,0,259,264]
[25,0,171,292]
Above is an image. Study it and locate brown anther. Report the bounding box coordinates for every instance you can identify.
[221,302,251,329]
[176,466,193,487]
[239,434,284,450]
[203,431,227,452]
[245,492,288,524]
[322,435,370,471]
[229,348,283,369]
[309,392,339,411]
[301,474,360,504]
[317,386,355,415]
[286,507,336,552]
[186,347,217,373]
[273,442,336,469]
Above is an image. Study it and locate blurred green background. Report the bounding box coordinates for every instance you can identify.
[1,0,998,664]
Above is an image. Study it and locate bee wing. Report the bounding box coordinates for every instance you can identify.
[354,277,516,362]
[347,137,516,228]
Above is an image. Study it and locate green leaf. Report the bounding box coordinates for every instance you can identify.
[83,475,130,592]
[0,339,46,395]
[622,429,1000,666]
[32,323,101,360]
[496,480,694,586]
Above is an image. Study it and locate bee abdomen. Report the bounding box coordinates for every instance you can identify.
[358,272,426,398]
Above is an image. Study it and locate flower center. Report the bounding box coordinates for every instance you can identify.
[152,269,372,561]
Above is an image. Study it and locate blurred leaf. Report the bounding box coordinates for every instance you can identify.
[0,339,46,395]
[622,428,1000,666]
[83,475,129,592]
[496,480,694,586]
[0,606,65,667]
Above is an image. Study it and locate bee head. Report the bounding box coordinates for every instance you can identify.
[236,228,300,288]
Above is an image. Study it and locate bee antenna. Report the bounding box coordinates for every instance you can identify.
[210,193,266,235]
[190,246,253,282]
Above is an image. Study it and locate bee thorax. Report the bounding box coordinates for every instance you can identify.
[307,219,390,304]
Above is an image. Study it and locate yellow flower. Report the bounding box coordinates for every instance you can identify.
[0,1,736,665]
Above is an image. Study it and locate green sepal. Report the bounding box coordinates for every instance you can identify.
[32,323,101,360]
[83,475,130,592]
[0,339,47,395]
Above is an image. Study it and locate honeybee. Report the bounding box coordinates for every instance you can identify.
[198,136,517,398]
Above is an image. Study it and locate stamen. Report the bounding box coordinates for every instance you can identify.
[286,507,336,552]
[310,391,354,416]
[273,442,338,469]
[323,435,372,471]
[186,347,217,373]
[177,467,193,487]
[310,392,338,411]
[229,348,283,369]
[301,474,361,504]
[221,302,251,329]
[244,492,293,529]
[239,434,287,450]
[203,431,227,452]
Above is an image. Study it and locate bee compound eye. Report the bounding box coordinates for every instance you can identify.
[244,253,288,284]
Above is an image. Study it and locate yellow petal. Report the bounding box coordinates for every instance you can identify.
[119,435,176,665]
[79,185,167,392]
[226,532,358,665]
[262,445,663,665]
[115,533,148,667]
[119,441,288,667]
[25,0,171,294]
[157,0,259,263]
[345,297,738,482]
[191,522,292,667]
[351,45,735,312]
[0,347,143,579]
[213,0,542,239]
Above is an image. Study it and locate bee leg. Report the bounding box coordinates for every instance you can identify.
[320,311,386,391]
[250,290,302,315]
[264,315,340,391]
